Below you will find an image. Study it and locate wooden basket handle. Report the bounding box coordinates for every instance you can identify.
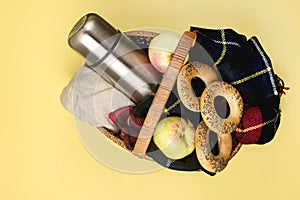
[133,31,197,156]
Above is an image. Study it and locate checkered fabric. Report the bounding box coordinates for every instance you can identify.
[190,27,283,144]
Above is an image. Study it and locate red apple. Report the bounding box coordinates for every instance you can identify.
[149,31,188,73]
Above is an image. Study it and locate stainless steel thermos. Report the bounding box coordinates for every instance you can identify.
[68,13,160,103]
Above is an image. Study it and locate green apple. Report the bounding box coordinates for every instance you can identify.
[149,31,188,73]
[153,117,195,160]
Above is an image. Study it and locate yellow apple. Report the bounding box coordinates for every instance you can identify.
[153,117,195,160]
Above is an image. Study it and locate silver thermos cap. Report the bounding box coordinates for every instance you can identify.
[68,13,160,104]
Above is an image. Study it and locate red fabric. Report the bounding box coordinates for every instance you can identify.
[108,106,142,150]
[108,106,134,128]
[235,106,263,144]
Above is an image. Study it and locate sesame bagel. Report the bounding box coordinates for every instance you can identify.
[177,62,219,112]
[195,121,233,173]
[200,81,243,135]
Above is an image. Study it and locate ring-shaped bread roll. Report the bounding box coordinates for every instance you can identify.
[200,81,243,135]
[177,62,219,112]
[195,121,232,173]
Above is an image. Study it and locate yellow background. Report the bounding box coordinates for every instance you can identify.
[0,0,299,199]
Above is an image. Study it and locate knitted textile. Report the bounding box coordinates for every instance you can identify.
[109,27,284,173]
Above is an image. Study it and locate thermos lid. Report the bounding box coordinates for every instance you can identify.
[68,13,119,63]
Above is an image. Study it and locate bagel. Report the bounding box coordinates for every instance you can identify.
[177,62,219,112]
[195,121,232,173]
[200,81,243,135]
